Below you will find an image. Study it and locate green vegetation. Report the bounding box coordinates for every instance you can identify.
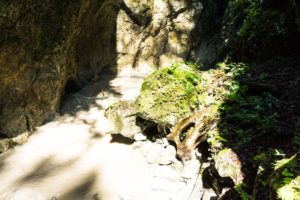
[237,0,285,59]
[137,57,299,199]
[270,154,300,200]
[226,0,298,61]
[235,183,255,200]
[219,90,279,147]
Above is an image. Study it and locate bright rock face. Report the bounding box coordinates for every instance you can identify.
[116,0,203,73]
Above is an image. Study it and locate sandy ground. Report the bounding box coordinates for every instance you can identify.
[0,70,204,200]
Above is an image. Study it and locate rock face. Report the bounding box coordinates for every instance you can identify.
[0,0,204,137]
[2,0,298,138]
[116,0,203,73]
[0,0,117,137]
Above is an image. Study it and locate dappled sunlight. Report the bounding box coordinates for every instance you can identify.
[0,129,151,199]
[0,72,151,199]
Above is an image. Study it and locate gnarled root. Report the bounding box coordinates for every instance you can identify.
[167,109,215,161]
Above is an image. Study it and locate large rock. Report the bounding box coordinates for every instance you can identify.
[214,148,244,185]
[116,0,203,73]
[105,100,141,138]
[135,63,204,127]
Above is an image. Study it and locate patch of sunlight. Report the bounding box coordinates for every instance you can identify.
[277,176,300,200]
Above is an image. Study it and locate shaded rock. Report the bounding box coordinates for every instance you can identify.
[202,164,235,198]
[105,100,141,138]
[214,148,244,185]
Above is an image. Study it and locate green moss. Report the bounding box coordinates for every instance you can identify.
[135,63,204,125]
[135,62,246,126]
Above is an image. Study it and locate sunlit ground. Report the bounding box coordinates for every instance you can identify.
[0,69,152,200]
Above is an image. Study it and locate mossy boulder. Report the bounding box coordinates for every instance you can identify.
[105,100,141,138]
[134,63,203,127]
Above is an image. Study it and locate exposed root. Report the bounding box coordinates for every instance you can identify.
[167,107,216,161]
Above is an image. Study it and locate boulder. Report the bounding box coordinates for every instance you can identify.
[135,63,204,128]
[105,100,141,138]
[214,148,244,185]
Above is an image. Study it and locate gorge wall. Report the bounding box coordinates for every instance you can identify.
[0,0,204,137]
[0,0,299,137]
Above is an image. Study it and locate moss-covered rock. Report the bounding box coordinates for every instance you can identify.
[105,100,141,138]
[135,63,204,127]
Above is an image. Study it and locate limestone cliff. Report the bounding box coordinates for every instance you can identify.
[0,0,203,137]
[0,0,118,137]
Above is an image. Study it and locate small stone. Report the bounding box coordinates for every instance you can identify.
[180,159,201,179]
[134,133,147,141]
[155,138,164,145]
[171,160,184,171]
[162,138,169,147]
[147,150,160,164]
[147,144,164,164]
[141,141,153,156]
[214,148,244,184]
[132,141,143,149]
[158,145,177,165]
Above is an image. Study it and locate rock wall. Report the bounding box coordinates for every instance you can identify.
[1,0,299,137]
[116,0,203,73]
[0,0,119,137]
[0,0,204,137]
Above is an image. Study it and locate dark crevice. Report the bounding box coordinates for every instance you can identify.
[120,1,151,27]
[110,133,135,145]
[24,113,31,132]
[202,164,235,197]
[64,79,81,94]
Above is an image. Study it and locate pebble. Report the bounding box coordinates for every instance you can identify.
[180,159,201,179]
[134,133,147,141]
[141,141,153,156]
[158,145,176,165]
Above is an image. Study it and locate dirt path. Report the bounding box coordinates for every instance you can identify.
[0,71,207,200]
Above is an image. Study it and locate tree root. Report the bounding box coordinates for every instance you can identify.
[167,107,216,161]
